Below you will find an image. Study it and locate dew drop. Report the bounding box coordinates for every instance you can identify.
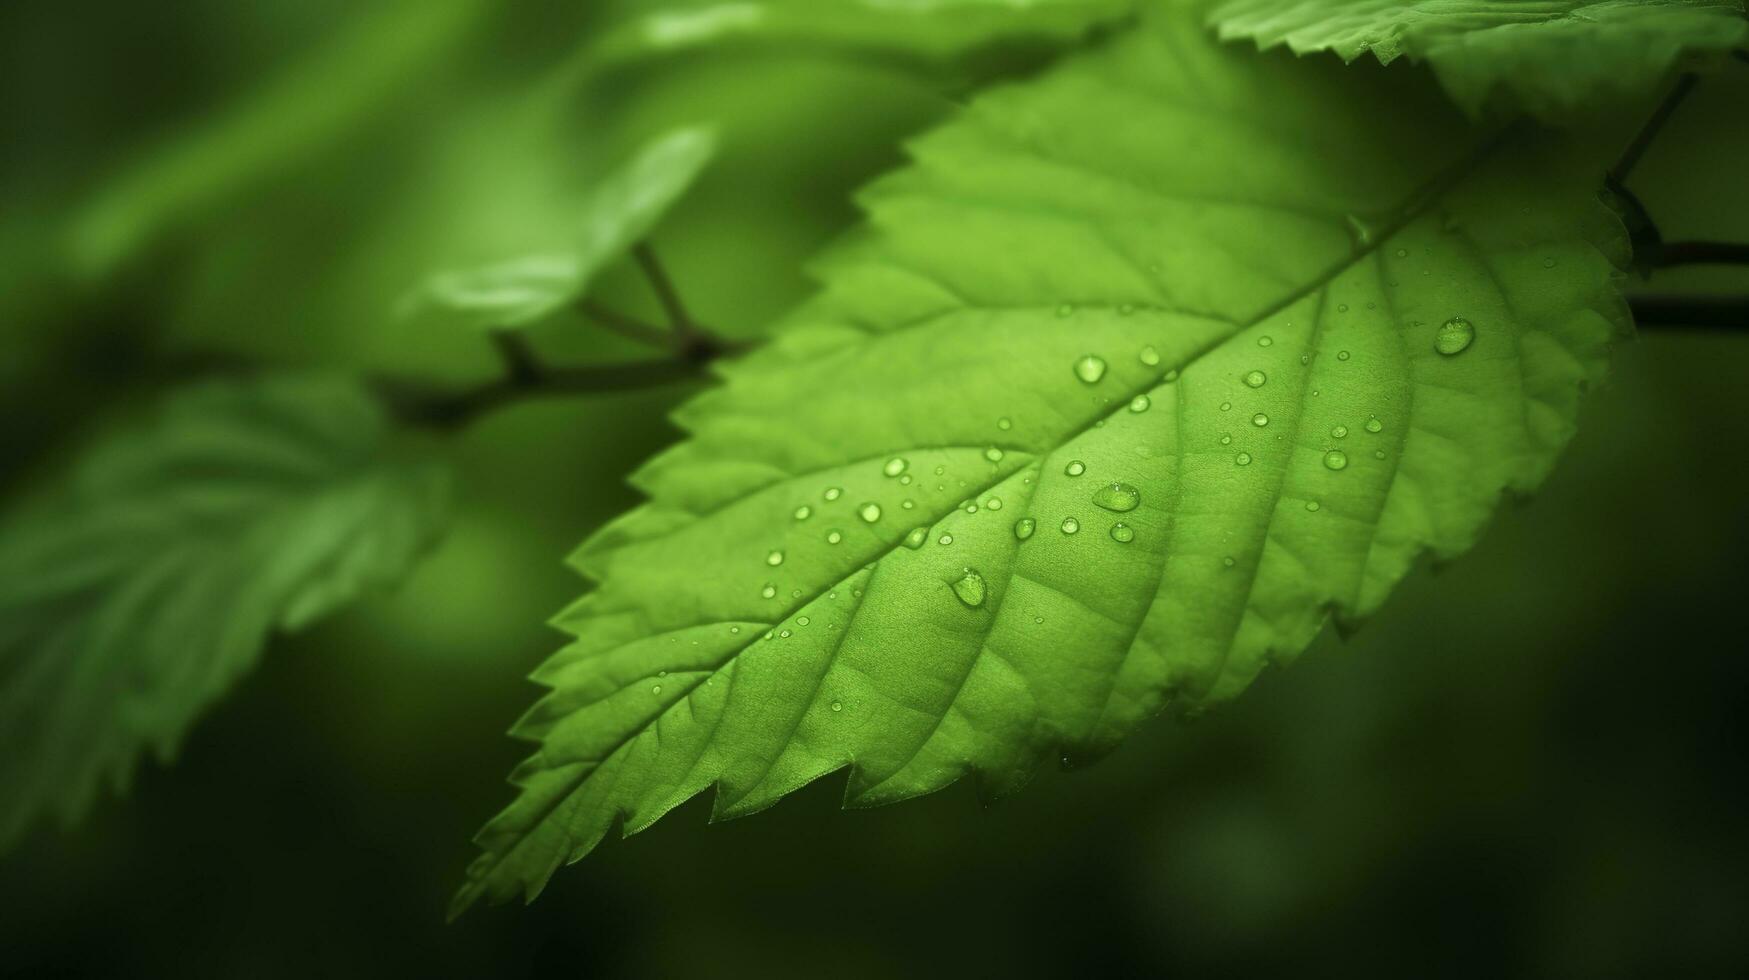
[1243,370,1267,388]
[984,446,1005,462]
[1336,350,1350,361]
[986,497,1004,511]
[1337,303,1350,313]
[1331,425,1348,439]
[1365,415,1383,433]
[997,417,1013,431]
[1235,452,1252,466]
[652,685,663,695]
[796,616,810,627]
[963,502,978,514]
[1252,413,1269,427]
[901,499,915,509]
[830,700,843,712]
[858,502,882,523]
[1060,517,1080,535]
[730,625,741,634]
[1129,394,1151,413]
[779,629,792,638]
[793,505,812,520]
[1109,522,1135,543]
[899,474,913,485]
[766,550,785,566]
[1223,556,1237,568]
[883,457,908,477]
[823,486,842,501]
[1373,449,1387,460]
[1395,247,1409,258]
[1164,369,1180,382]
[951,568,987,607]
[1074,354,1108,384]
[761,584,777,599]
[1139,345,1161,366]
[826,530,843,545]
[1305,500,1321,512]
[903,526,927,549]
[1064,459,1087,477]
[1219,434,1232,446]
[1092,482,1141,512]
[1435,316,1475,356]
[1220,401,1232,412]
[938,533,954,546]
[1323,450,1349,471]
[1014,517,1036,540]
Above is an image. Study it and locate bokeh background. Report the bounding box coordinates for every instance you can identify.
[3,2,1746,976]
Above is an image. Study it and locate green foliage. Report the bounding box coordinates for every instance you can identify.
[454,5,1629,913]
[588,0,1136,75]
[1210,0,1748,117]
[401,126,718,330]
[0,376,451,848]
[63,0,486,278]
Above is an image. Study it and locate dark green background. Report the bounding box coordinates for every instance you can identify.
[3,3,1746,976]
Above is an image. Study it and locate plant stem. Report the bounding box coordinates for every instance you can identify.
[383,357,714,430]
[577,300,672,348]
[1611,74,1697,183]
[1630,295,1749,331]
[1653,240,1749,269]
[634,243,696,337]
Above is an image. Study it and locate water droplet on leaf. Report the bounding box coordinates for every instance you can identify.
[1129,394,1151,413]
[883,457,908,477]
[1060,517,1080,535]
[1064,460,1086,477]
[858,502,881,523]
[1092,482,1141,512]
[1109,523,1135,543]
[951,568,987,607]
[1243,370,1267,388]
[1139,345,1161,366]
[1014,517,1036,540]
[1435,316,1475,356]
[766,550,785,566]
[1074,354,1108,384]
[1323,450,1348,470]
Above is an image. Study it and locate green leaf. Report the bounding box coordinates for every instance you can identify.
[0,376,451,848]
[400,126,718,330]
[1209,0,1748,118]
[588,0,1135,74]
[454,6,1627,914]
[63,0,486,278]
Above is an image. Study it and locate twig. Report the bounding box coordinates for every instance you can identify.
[577,301,672,349]
[382,357,713,430]
[1651,240,1749,269]
[1630,295,1749,331]
[1611,74,1698,184]
[633,243,696,337]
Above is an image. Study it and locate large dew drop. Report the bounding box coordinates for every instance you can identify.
[1091,482,1141,513]
[1014,517,1036,540]
[766,550,785,566]
[1060,516,1080,535]
[858,502,882,523]
[1323,450,1349,471]
[903,526,928,549]
[1074,354,1108,384]
[1064,459,1087,477]
[1435,316,1475,355]
[951,568,987,608]
[1109,523,1135,543]
[1243,370,1267,389]
[883,457,908,477]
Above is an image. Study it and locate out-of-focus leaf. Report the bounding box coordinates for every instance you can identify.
[0,376,451,848]
[63,0,485,278]
[453,4,1628,914]
[1209,0,1748,118]
[401,126,717,330]
[587,0,1135,76]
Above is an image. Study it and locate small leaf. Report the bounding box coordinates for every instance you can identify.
[402,126,718,330]
[0,375,451,848]
[455,5,1629,914]
[1209,0,1749,118]
[588,0,1136,76]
